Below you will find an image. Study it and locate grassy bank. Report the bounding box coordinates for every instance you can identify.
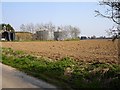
[1,48,120,89]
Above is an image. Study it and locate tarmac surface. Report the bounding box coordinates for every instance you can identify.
[0,63,57,89]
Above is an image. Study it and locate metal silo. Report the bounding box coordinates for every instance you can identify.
[36,30,49,40]
[54,31,63,41]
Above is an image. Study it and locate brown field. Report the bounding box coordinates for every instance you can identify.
[2,40,119,63]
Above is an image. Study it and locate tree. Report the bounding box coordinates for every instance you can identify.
[44,22,56,40]
[20,24,26,32]
[0,23,15,32]
[71,27,80,39]
[95,0,120,24]
[29,23,35,33]
[19,23,81,40]
[95,0,120,64]
[35,22,56,40]
[60,25,72,39]
[60,25,80,40]
[60,25,69,40]
[35,23,44,31]
[95,0,120,41]
[20,23,35,33]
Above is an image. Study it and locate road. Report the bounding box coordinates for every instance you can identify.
[0,63,57,89]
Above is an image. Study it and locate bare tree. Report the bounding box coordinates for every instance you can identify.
[29,23,35,33]
[95,0,120,41]
[36,23,44,31]
[60,25,80,40]
[71,27,80,39]
[95,0,120,63]
[20,24,26,32]
[35,22,56,40]
[44,22,56,40]
[62,25,72,39]
[60,25,69,40]
[20,23,35,33]
[95,0,120,24]
[20,23,81,40]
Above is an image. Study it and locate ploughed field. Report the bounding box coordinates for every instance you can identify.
[2,40,119,63]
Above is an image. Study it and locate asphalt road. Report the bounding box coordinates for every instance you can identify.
[0,63,57,89]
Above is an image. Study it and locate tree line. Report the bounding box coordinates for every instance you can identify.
[20,22,81,40]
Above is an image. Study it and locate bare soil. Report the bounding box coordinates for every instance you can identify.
[2,40,119,63]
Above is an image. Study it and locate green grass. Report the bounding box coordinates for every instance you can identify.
[1,47,120,89]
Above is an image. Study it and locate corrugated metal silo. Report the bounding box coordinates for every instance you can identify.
[54,31,63,41]
[36,30,49,40]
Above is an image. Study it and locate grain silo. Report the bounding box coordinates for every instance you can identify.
[54,31,63,41]
[36,30,49,40]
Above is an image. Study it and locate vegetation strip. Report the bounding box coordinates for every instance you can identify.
[1,48,120,89]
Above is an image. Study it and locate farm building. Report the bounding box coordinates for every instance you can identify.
[0,25,15,41]
[15,32,33,41]
[35,30,49,40]
[54,31,63,40]
[80,36,87,40]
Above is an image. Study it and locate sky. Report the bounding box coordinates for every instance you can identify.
[1,1,116,37]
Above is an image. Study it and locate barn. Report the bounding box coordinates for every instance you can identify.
[0,25,15,41]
